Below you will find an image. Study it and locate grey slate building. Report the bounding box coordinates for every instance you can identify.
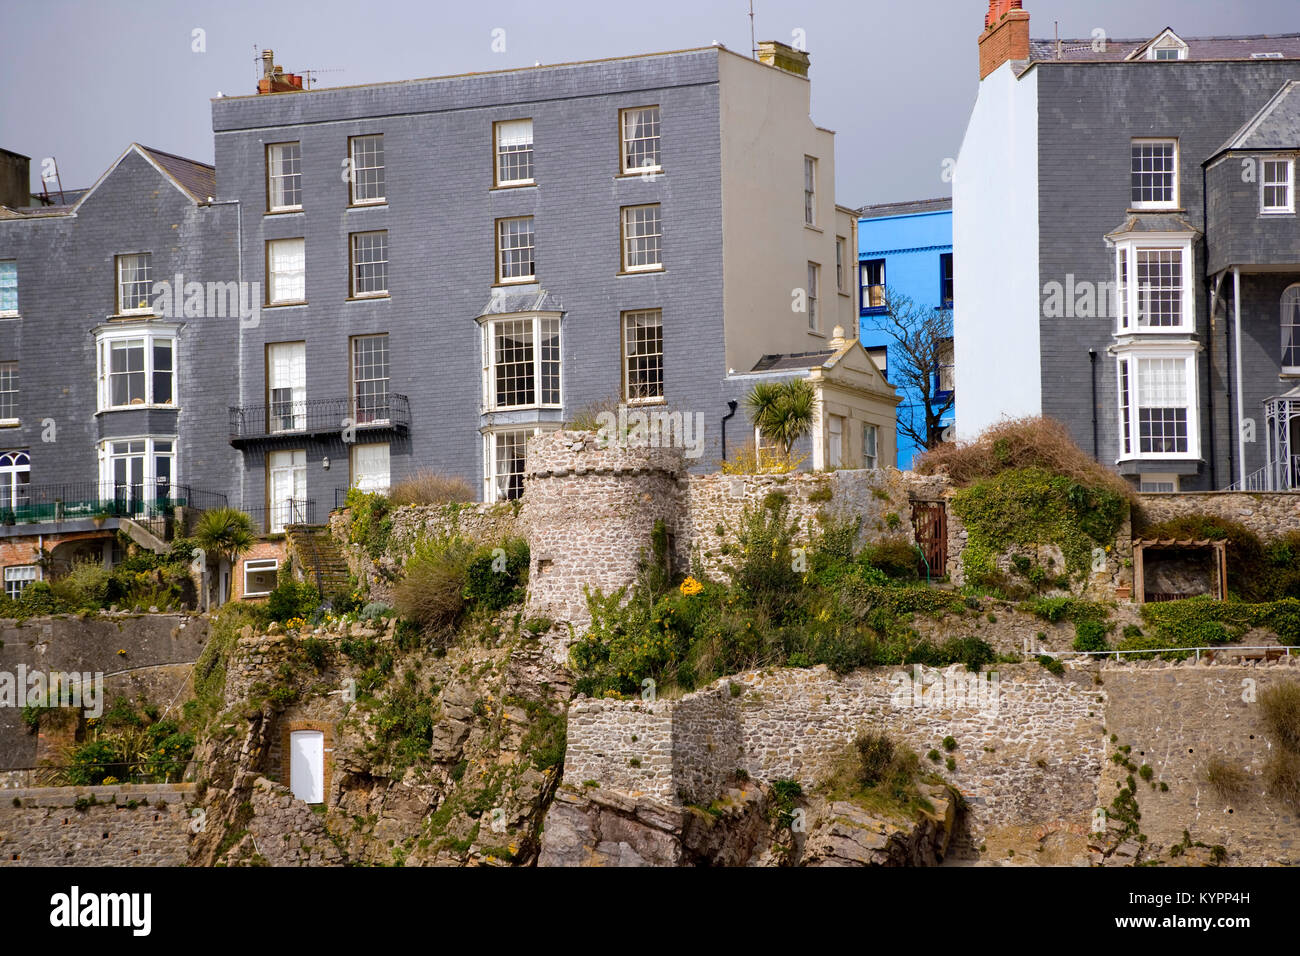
[1,42,882,542]
[956,0,1300,491]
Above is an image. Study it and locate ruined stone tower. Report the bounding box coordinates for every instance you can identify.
[521,431,684,633]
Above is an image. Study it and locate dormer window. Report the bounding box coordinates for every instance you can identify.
[1143,30,1188,61]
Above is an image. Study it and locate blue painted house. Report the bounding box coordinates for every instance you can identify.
[857,197,954,469]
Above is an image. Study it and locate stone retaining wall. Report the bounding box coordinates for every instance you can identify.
[0,783,194,866]
[1135,491,1300,539]
[561,659,1300,863]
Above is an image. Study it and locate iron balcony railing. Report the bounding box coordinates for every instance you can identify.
[1224,455,1300,492]
[242,497,316,534]
[229,394,410,444]
[0,481,227,528]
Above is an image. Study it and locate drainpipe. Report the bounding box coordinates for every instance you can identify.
[1088,349,1098,460]
[1234,267,1246,487]
[720,401,738,461]
[1207,273,1224,489]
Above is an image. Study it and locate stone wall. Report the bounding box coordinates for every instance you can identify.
[0,614,209,776]
[1135,491,1300,539]
[330,501,521,605]
[0,783,194,866]
[560,659,1300,864]
[679,469,947,579]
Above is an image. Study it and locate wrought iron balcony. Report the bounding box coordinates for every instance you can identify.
[241,498,316,534]
[229,394,410,445]
[0,482,228,542]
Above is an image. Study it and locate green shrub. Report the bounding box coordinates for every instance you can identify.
[462,538,529,611]
[392,535,475,632]
[860,536,919,580]
[51,560,112,608]
[345,488,393,559]
[265,572,321,624]
[1073,619,1110,653]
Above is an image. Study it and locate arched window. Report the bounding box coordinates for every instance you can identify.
[1282,284,1300,371]
[0,450,30,511]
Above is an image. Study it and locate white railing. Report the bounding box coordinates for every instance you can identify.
[1041,645,1297,663]
[1224,455,1300,491]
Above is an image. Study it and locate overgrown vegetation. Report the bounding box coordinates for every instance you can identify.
[819,728,938,821]
[1261,682,1300,810]
[1133,513,1300,603]
[386,470,476,507]
[54,696,193,786]
[570,496,995,698]
[390,534,529,640]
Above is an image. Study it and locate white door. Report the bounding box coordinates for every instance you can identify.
[268,449,307,533]
[268,342,306,432]
[289,730,324,804]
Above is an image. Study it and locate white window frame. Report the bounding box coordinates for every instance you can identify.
[494,119,535,187]
[862,423,879,470]
[481,314,562,411]
[4,565,38,600]
[0,362,17,426]
[267,448,307,534]
[1113,237,1195,334]
[1138,475,1179,493]
[1115,347,1200,461]
[267,238,306,304]
[835,237,847,293]
[621,204,663,272]
[807,262,820,332]
[861,259,886,311]
[0,450,30,512]
[0,260,17,317]
[98,436,178,508]
[620,106,662,175]
[804,156,817,226]
[266,142,302,212]
[1282,284,1300,374]
[348,134,385,205]
[95,324,178,411]
[242,558,279,599]
[622,309,664,404]
[351,333,390,424]
[349,230,388,297]
[267,341,306,433]
[115,253,153,315]
[1261,158,1294,215]
[827,413,843,468]
[483,427,548,503]
[1130,139,1179,210]
[496,216,535,284]
[350,442,390,493]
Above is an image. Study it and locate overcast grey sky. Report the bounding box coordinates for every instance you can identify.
[2,0,1297,205]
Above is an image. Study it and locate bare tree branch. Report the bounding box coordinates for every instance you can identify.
[873,288,954,451]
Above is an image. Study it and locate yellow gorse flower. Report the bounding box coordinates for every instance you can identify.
[679,576,703,596]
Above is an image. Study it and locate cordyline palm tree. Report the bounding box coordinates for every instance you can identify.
[194,507,256,602]
[745,378,818,460]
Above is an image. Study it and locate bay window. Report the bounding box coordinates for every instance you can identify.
[99,437,175,511]
[483,428,551,503]
[1113,239,1194,333]
[482,315,561,410]
[96,327,176,410]
[1116,351,1199,459]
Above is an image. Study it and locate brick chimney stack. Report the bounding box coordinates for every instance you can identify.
[257,48,305,95]
[978,0,1030,80]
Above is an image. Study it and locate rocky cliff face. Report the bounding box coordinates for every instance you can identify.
[539,778,959,867]
[188,612,567,866]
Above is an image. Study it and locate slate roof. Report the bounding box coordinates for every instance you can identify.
[1105,214,1202,241]
[477,288,564,316]
[1215,80,1300,154]
[1027,33,1300,64]
[137,145,215,202]
[857,197,951,219]
[750,350,837,373]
